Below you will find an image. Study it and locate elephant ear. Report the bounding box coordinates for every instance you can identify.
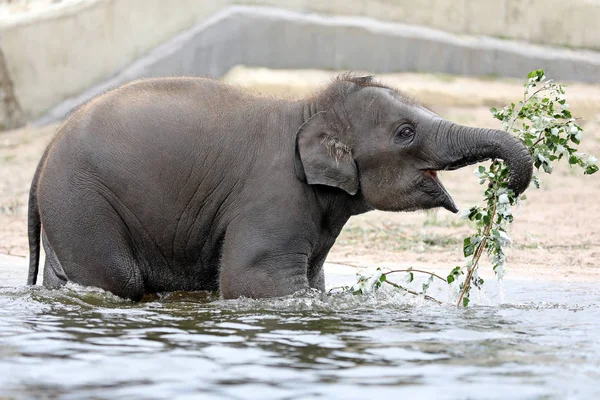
[294,112,359,195]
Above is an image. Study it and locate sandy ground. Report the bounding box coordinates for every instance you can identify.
[1,69,599,285]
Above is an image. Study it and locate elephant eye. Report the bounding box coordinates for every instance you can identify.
[393,124,415,144]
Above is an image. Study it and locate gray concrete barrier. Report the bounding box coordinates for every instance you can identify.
[38,5,600,125]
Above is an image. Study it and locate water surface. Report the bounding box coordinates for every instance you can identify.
[0,257,598,399]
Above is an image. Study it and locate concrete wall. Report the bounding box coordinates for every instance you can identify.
[36,6,600,125]
[1,0,600,126]
[0,1,222,119]
[355,0,600,51]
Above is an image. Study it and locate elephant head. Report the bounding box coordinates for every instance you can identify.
[295,74,533,213]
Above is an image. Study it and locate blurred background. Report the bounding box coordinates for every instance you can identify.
[1,0,600,130]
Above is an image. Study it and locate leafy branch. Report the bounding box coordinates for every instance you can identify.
[329,267,443,304]
[340,69,597,307]
[455,69,597,307]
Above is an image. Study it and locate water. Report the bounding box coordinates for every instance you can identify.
[1,257,599,399]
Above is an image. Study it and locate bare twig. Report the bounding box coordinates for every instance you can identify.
[384,269,447,283]
[331,262,447,283]
[384,280,442,305]
[510,81,553,133]
[457,162,499,307]
[531,137,545,148]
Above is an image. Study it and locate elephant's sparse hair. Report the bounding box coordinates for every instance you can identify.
[308,73,419,140]
[321,135,352,165]
[317,73,413,107]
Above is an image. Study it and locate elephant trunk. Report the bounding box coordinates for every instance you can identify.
[436,121,533,196]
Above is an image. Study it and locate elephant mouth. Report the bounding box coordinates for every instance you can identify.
[423,169,459,213]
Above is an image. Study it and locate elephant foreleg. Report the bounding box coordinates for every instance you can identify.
[308,265,325,291]
[218,220,312,299]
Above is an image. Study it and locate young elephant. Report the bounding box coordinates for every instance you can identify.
[27,75,533,301]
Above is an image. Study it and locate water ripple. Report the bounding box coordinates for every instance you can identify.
[0,279,598,399]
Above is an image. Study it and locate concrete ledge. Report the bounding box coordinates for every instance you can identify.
[38,5,600,125]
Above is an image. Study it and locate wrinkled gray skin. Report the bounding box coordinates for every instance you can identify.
[27,75,533,301]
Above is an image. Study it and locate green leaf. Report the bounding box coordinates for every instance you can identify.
[462,296,470,307]
[422,276,434,293]
[463,245,474,257]
[585,164,599,175]
[527,69,545,82]
[570,135,581,145]
[569,155,579,165]
[447,266,463,285]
